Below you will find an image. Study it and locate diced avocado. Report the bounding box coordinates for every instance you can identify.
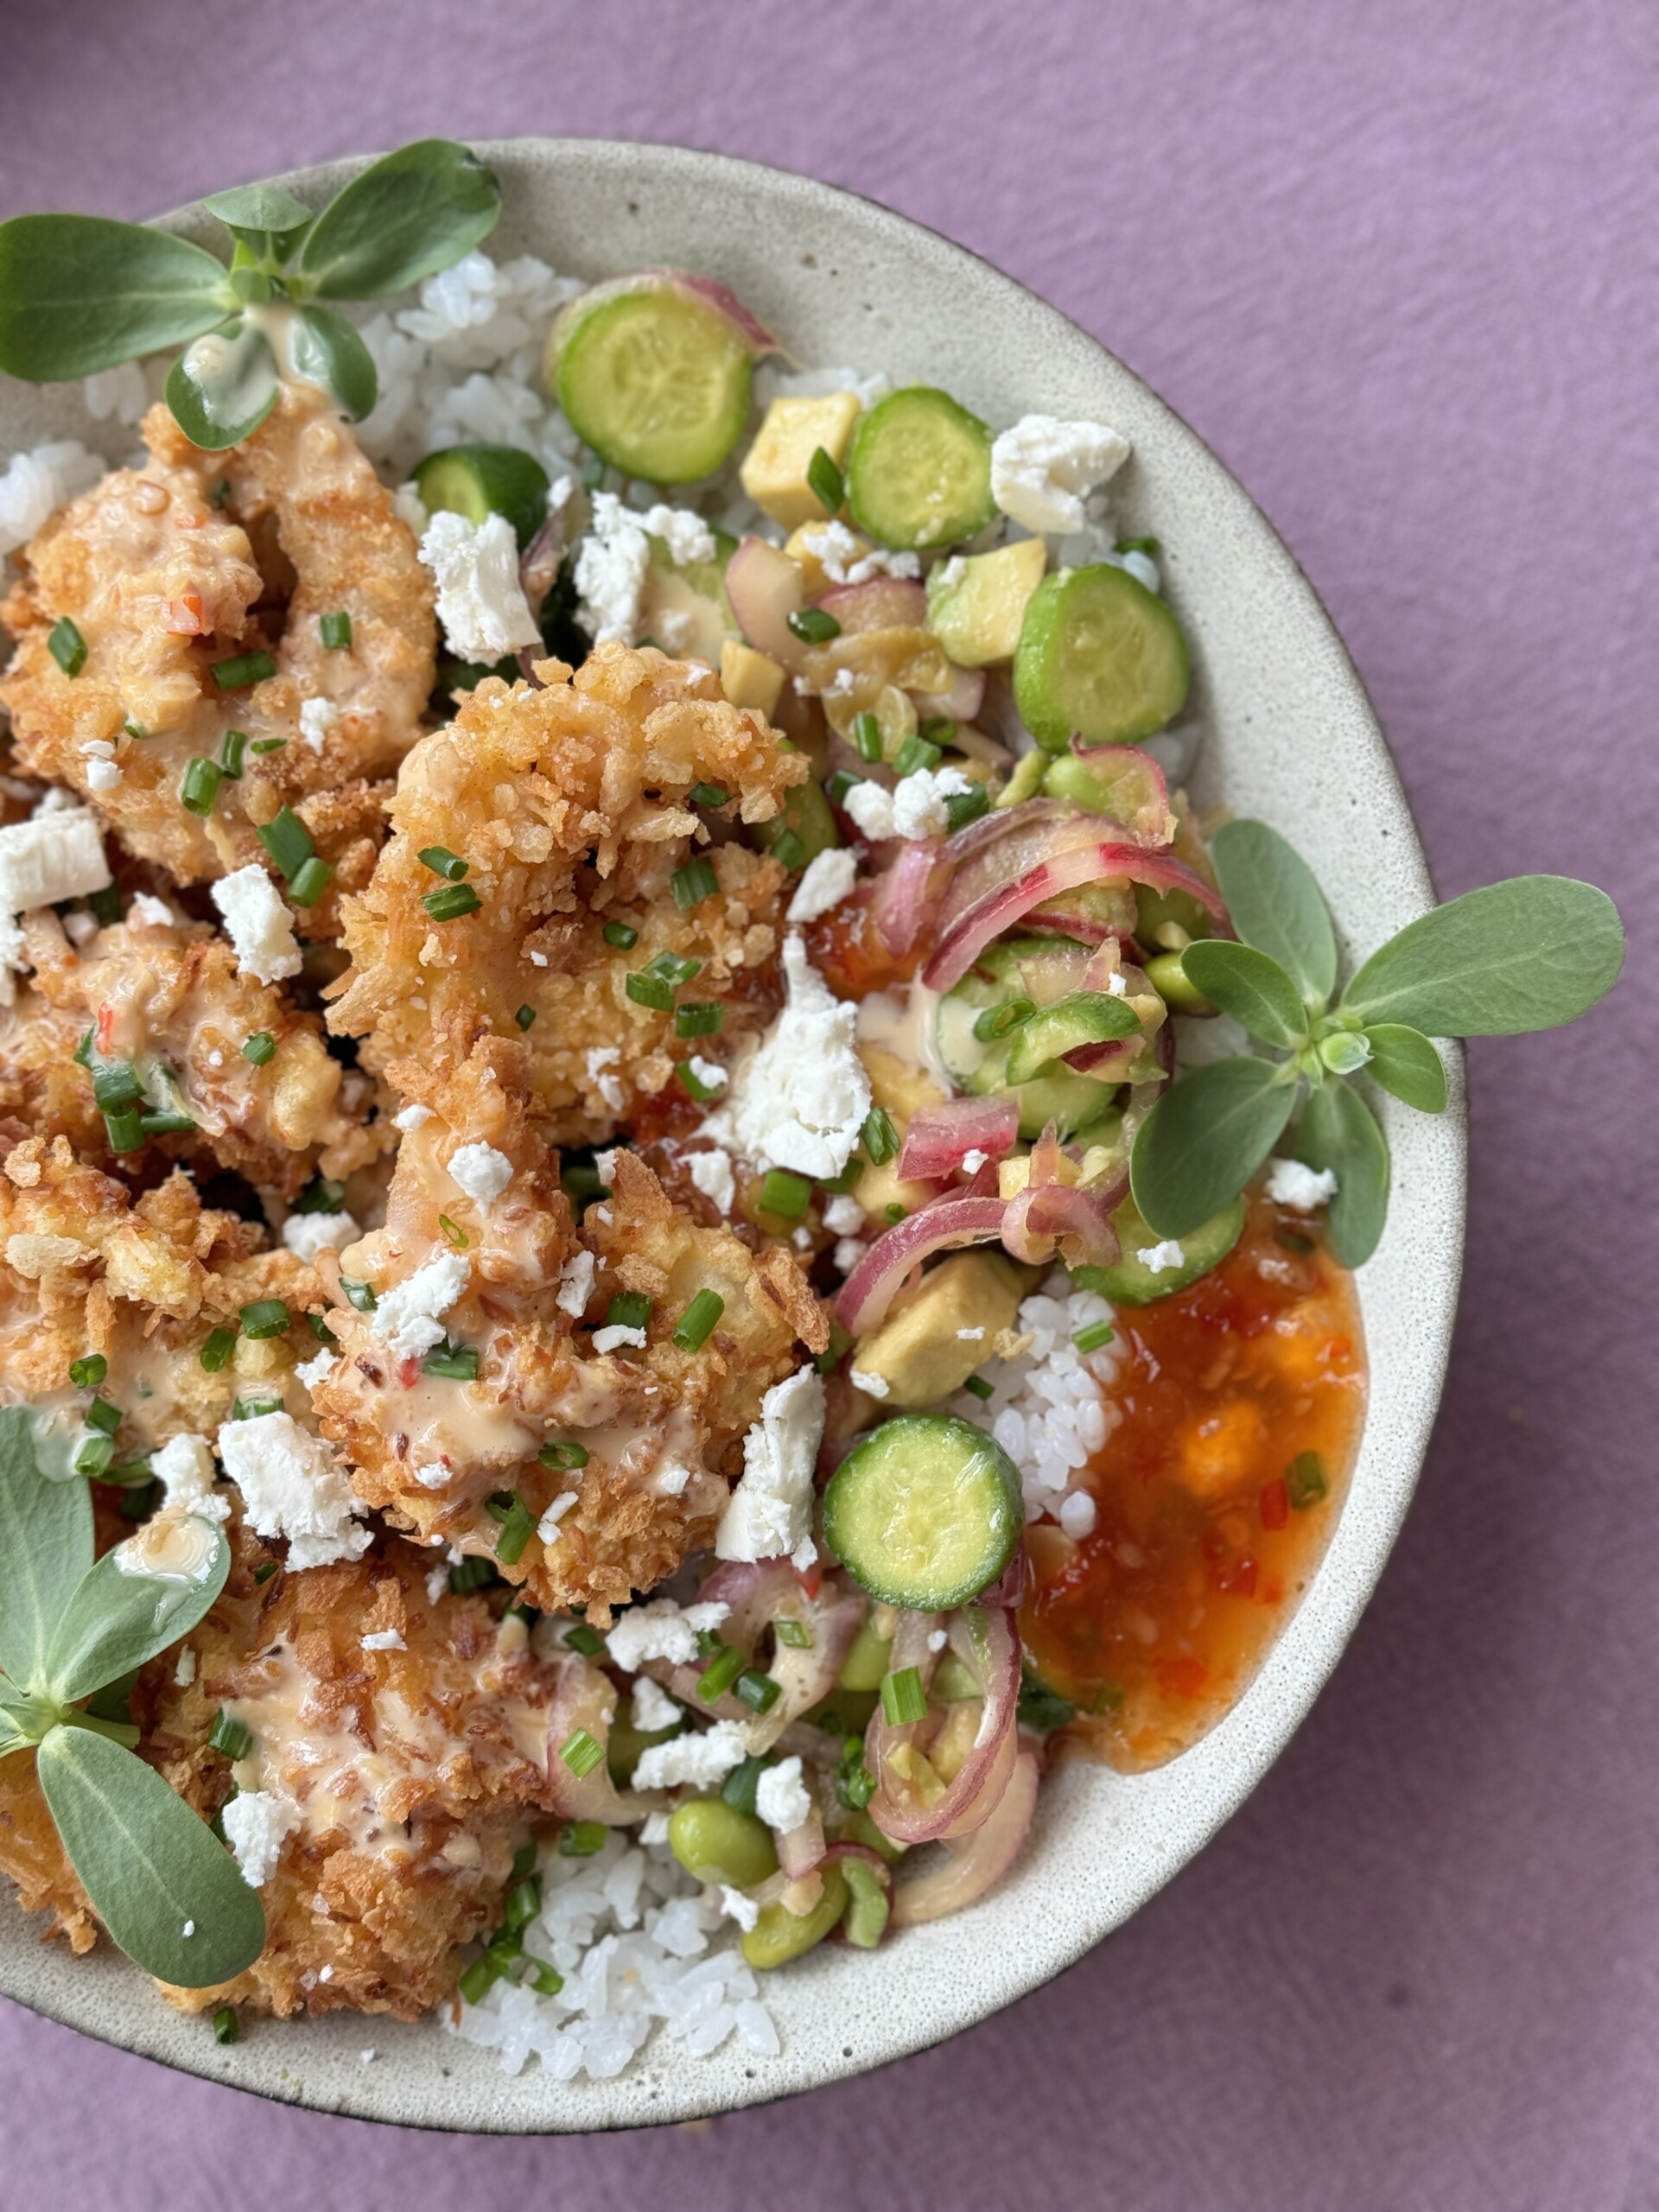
[720,639,786,718]
[740,391,863,529]
[925,538,1049,667]
[849,1250,1025,1410]
[1071,1192,1245,1306]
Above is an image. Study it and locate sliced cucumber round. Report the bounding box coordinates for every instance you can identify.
[1071,1192,1245,1306]
[413,445,551,551]
[1014,563,1190,752]
[1003,990,1141,1085]
[556,289,753,483]
[935,938,1117,1138]
[823,1414,1022,1611]
[846,388,996,550]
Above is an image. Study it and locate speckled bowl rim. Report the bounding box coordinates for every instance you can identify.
[0,137,1465,2133]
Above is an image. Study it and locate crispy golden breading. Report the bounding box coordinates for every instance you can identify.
[308,1039,824,1611]
[0,908,367,1196]
[0,386,431,899]
[327,642,805,1141]
[0,1137,327,1446]
[0,1748,99,1955]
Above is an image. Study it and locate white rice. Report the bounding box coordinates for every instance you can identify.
[944,1278,1123,1526]
[448,1829,777,2079]
[0,440,106,558]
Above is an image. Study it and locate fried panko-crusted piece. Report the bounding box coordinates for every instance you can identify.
[0,1747,99,1956]
[0,906,371,1197]
[0,384,432,904]
[327,642,806,1142]
[309,1039,825,1612]
[0,1136,327,1449]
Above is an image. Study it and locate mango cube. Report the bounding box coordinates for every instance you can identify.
[740,392,862,529]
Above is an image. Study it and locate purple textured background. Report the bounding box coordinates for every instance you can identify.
[1,3,1653,2205]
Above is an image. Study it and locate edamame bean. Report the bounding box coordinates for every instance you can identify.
[667,1798,778,1890]
[1145,950,1214,1016]
[840,1859,891,1949]
[741,1865,849,1970]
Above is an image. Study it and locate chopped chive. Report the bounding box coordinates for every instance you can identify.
[437,1213,468,1249]
[319,611,353,650]
[287,855,333,908]
[721,1755,768,1816]
[671,856,720,910]
[73,1433,116,1477]
[676,1058,722,1103]
[671,1288,725,1352]
[861,1107,899,1165]
[771,829,806,871]
[340,1277,377,1312]
[241,1030,276,1066]
[646,950,702,985]
[827,768,863,806]
[209,478,231,509]
[689,781,729,808]
[257,805,314,879]
[674,1001,722,1039]
[759,1167,811,1219]
[697,1642,746,1702]
[833,1738,875,1811]
[734,1668,782,1714]
[417,845,468,881]
[851,710,883,762]
[527,1962,564,1996]
[944,783,991,833]
[893,734,941,779]
[696,1628,724,1660]
[252,1558,279,1584]
[602,918,639,950]
[87,882,124,925]
[1116,534,1161,558]
[292,1177,344,1215]
[230,1389,283,1421]
[786,606,841,644]
[963,1373,995,1400]
[502,1875,542,1933]
[211,650,276,690]
[1073,1320,1116,1353]
[423,883,481,921]
[806,444,845,515]
[208,1709,253,1760]
[884,1201,907,1225]
[625,969,675,1012]
[199,1326,237,1372]
[559,1821,607,1857]
[448,1556,498,1593]
[538,1439,590,1472]
[515,1003,536,1031]
[218,728,248,779]
[561,1163,606,1201]
[423,1343,480,1382]
[138,1109,195,1136]
[605,1291,652,1333]
[89,1056,141,1111]
[306,1312,338,1345]
[973,996,1034,1042]
[84,1395,122,1437]
[880,1666,927,1726]
[249,736,286,754]
[582,456,606,491]
[180,757,222,816]
[458,1955,499,2005]
[918,717,957,745]
[103,1105,143,1153]
[48,617,87,677]
[213,2005,238,2045]
[563,1623,604,1658]
[559,1729,604,1781]
[68,1354,107,1390]
[1287,1451,1328,1510]
[487,1491,536,1564]
[122,716,148,741]
[774,1618,811,1649]
[511,1840,537,1883]
[238,1299,289,1340]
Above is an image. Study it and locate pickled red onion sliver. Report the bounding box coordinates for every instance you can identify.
[896,1096,1020,1182]
[835,1193,1008,1336]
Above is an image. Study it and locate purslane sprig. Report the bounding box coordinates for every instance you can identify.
[0,138,501,448]
[1130,822,1624,1265]
[0,1409,263,1986]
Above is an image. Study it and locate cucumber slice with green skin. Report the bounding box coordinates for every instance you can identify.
[1003,990,1141,1085]
[936,938,1117,1137]
[845,388,997,551]
[1071,1192,1245,1306]
[413,445,551,551]
[823,1415,1023,1611]
[1014,563,1190,753]
[556,289,753,483]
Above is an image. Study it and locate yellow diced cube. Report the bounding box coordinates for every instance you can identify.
[740,392,862,529]
[925,537,1049,667]
[785,520,874,598]
[719,639,786,719]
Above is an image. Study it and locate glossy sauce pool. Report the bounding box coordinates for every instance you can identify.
[1020,1192,1366,1771]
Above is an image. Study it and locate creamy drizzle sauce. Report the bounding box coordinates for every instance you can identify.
[113,1510,219,1585]
[856,979,952,1090]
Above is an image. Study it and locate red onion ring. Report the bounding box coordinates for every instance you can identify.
[544,1656,665,1824]
[896,1096,1020,1181]
[727,536,810,672]
[888,1749,1039,1927]
[871,836,948,956]
[834,1193,1008,1336]
[816,577,928,632]
[1001,1177,1122,1268]
[865,1601,1021,1847]
[1065,737,1176,846]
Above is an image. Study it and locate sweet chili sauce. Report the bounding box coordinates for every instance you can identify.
[1019,1192,1365,1770]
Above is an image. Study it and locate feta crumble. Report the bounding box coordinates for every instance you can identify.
[700,933,870,1179]
[1264,1158,1339,1211]
[211,864,301,985]
[393,1103,435,1132]
[83,757,121,792]
[842,765,976,843]
[282,1209,361,1262]
[989,415,1130,537]
[715,1366,825,1566]
[128,893,176,928]
[684,1054,727,1094]
[217,1412,372,1569]
[686,1147,736,1216]
[221,1790,301,1889]
[632,1675,682,1735]
[448,1141,513,1205]
[605,1595,732,1673]
[823,1194,866,1237]
[151,1433,228,1523]
[794,519,921,586]
[0,807,110,919]
[362,1629,406,1652]
[1136,1240,1186,1275]
[586,1045,626,1113]
[295,1347,338,1394]
[556,1248,596,1319]
[573,493,715,645]
[786,845,859,925]
[536,1492,578,1543]
[754,1756,811,1835]
[174,1647,196,1687]
[961,1148,988,1174]
[631,1719,748,1792]
[298,696,340,753]
[372,1248,470,1360]
[418,509,541,662]
[849,1367,890,1400]
[718,1884,761,1931]
[593,1323,647,1353]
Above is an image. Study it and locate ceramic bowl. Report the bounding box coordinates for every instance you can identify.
[0,137,1465,2131]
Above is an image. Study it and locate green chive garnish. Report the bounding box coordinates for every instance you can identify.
[238,1299,289,1340]
[672,1288,725,1352]
[944,783,990,833]
[319,611,353,650]
[602,918,639,950]
[674,1001,722,1039]
[219,728,248,779]
[418,845,469,881]
[87,882,124,925]
[880,1667,927,1726]
[486,1490,535,1564]
[625,970,674,1012]
[252,1559,278,1584]
[423,1343,479,1381]
[68,1354,107,1389]
[689,781,729,808]
[448,1556,497,1593]
[73,1434,116,1477]
[122,717,148,741]
[48,617,87,677]
[559,1729,603,1780]
[851,710,882,762]
[84,1396,121,1436]
[208,1709,253,1759]
[250,736,286,754]
[213,2005,239,2045]
[1073,1320,1116,1353]
[306,1313,337,1344]
[138,1109,195,1137]
[437,1213,468,1248]
[774,1618,811,1649]
[671,856,719,910]
[806,445,844,515]
[759,1168,811,1218]
[292,1177,344,1215]
[559,1821,607,1857]
[1287,1451,1328,1509]
[200,1327,237,1372]
[423,883,480,921]
[786,607,840,644]
[240,1030,276,1071]
[827,769,863,806]
[287,855,334,909]
[771,829,806,871]
[697,1642,746,1702]
[676,1058,722,1103]
[538,1440,590,1476]
[647,950,702,985]
[963,1373,995,1400]
[230,1389,283,1421]
[515,1003,536,1030]
[861,1107,899,1165]
[734,1668,781,1714]
[605,1291,652,1333]
[180,757,222,817]
[563,1623,604,1657]
[209,478,231,509]
[893,734,941,779]
[211,650,276,690]
[341,1277,377,1312]
[257,805,314,880]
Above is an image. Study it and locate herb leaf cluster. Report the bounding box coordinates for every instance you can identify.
[1130,822,1624,1265]
[0,139,501,448]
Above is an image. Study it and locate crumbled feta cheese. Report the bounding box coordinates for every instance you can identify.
[298,696,340,753]
[795,519,921,586]
[418,508,540,662]
[62,911,98,947]
[1136,1240,1186,1275]
[715,1366,825,1565]
[536,1492,578,1543]
[295,1348,338,1395]
[362,1629,405,1651]
[684,1054,728,1094]
[700,933,870,1179]
[786,845,859,925]
[834,1237,868,1274]
[211,864,301,985]
[447,1141,512,1205]
[639,501,717,568]
[631,1719,748,1792]
[83,757,121,792]
[221,1790,301,1889]
[754,1755,812,1834]
[957,1325,986,1341]
[372,1248,470,1360]
[989,415,1130,536]
[282,1209,360,1263]
[425,1562,449,1603]
[556,1248,596,1319]
[593,1322,647,1353]
[961,1148,988,1174]
[128,893,176,928]
[217,1412,371,1569]
[0,807,110,917]
[1058,1490,1098,1538]
[151,1432,229,1523]
[586,1045,626,1113]
[927,1628,948,1653]
[1264,1158,1339,1211]
[414,1461,451,1490]
[718,1884,761,1931]
[843,765,976,843]
[181,1920,194,1938]
[1107,970,1128,996]
[823,1194,866,1237]
[604,1595,732,1672]
[392,1103,434,1132]
[632,1675,682,1734]
[849,1367,890,1400]
[174,1646,196,1687]
[686,1147,736,1215]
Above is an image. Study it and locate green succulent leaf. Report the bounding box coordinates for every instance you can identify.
[1179,940,1309,1049]
[1295,1077,1391,1267]
[1341,876,1624,1037]
[291,138,501,301]
[287,303,378,421]
[35,1724,265,1987]
[43,1526,230,1707]
[1130,1057,1298,1239]
[164,319,281,450]
[201,182,313,266]
[1363,1023,1448,1113]
[0,215,231,381]
[0,1674,60,1758]
[1211,819,1338,1009]
[0,1409,92,1696]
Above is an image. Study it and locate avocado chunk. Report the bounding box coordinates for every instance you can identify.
[849,1250,1025,1408]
